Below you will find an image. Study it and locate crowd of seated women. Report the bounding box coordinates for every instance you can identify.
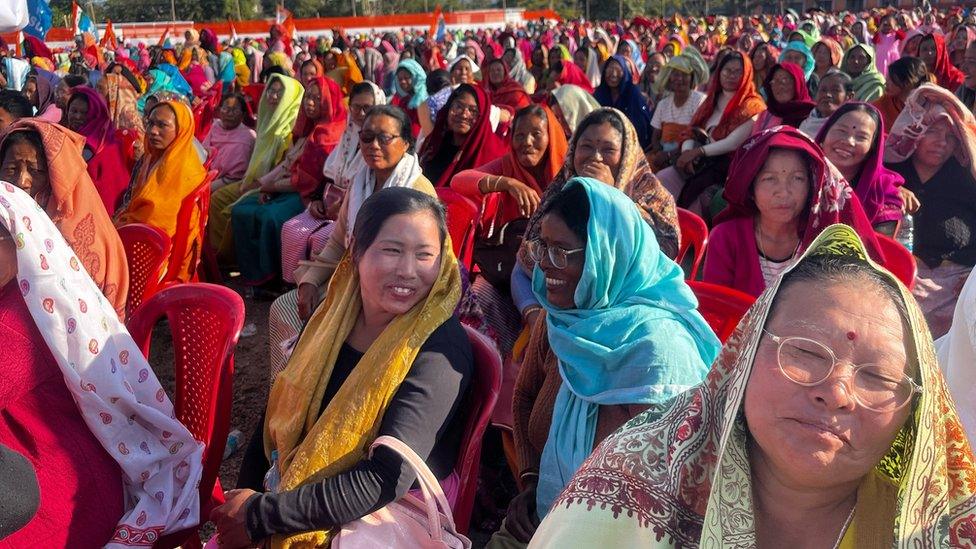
[3,11,976,548]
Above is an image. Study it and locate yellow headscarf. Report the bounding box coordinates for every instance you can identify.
[264,225,461,548]
[114,100,206,282]
[241,74,303,187]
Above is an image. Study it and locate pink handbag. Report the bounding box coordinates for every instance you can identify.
[331,436,472,549]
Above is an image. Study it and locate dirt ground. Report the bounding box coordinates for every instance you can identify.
[148,280,507,546]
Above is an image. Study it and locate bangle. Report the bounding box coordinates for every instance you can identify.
[698,146,707,157]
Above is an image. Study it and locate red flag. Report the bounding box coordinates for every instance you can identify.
[430,5,442,37]
[71,0,80,35]
[229,20,239,42]
[100,19,117,49]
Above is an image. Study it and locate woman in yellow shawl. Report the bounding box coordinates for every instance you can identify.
[529,224,976,548]
[324,48,364,96]
[209,74,303,259]
[210,188,474,549]
[114,100,206,283]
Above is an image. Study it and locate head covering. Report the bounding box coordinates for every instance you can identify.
[762,62,816,127]
[322,81,386,193]
[263,189,461,549]
[393,58,428,110]
[67,86,116,155]
[240,74,304,187]
[520,108,681,267]
[3,58,29,91]
[653,50,710,96]
[291,76,349,200]
[483,58,531,111]
[447,53,480,75]
[922,33,965,92]
[779,40,815,79]
[138,65,191,111]
[0,183,203,549]
[30,69,61,120]
[593,56,654,149]
[418,83,507,188]
[532,177,721,518]
[464,38,485,66]
[115,101,207,282]
[813,37,845,69]
[690,52,766,142]
[885,83,976,182]
[717,125,884,261]
[530,223,976,548]
[841,43,886,102]
[815,102,905,226]
[551,84,601,134]
[506,47,534,91]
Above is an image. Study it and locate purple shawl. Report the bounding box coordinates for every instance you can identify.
[815,102,904,226]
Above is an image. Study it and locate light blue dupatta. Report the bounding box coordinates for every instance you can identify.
[532,177,722,518]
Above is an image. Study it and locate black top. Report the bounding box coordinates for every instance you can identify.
[238,317,473,541]
[420,141,459,187]
[888,157,976,269]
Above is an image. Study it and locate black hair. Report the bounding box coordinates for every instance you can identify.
[1,130,45,164]
[818,102,882,171]
[219,92,255,127]
[538,183,590,245]
[351,187,448,261]
[350,81,377,101]
[426,69,451,96]
[887,56,931,90]
[512,104,548,133]
[365,104,416,153]
[573,109,626,151]
[260,65,287,83]
[0,90,33,119]
[62,74,87,88]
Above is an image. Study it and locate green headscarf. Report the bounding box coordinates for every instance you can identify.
[843,43,886,102]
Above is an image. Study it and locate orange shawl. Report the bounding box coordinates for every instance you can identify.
[690,52,766,141]
[115,101,206,282]
[0,119,129,318]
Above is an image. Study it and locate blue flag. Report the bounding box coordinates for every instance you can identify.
[24,0,51,39]
[79,11,98,39]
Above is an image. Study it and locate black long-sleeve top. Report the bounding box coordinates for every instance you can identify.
[888,157,976,269]
[237,317,473,542]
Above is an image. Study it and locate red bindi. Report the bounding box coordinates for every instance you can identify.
[847,331,857,341]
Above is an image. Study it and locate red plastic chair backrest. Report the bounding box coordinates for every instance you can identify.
[875,234,917,290]
[165,170,217,285]
[117,223,172,320]
[677,208,709,279]
[453,325,502,535]
[687,281,756,343]
[126,283,244,549]
[436,187,479,271]
[193,88,223,142]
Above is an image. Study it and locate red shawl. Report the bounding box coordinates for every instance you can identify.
[924,33,965,92]
[557,61,595,93]
[483,59,532,111]
[690,52,766,141]
[715,126,884,263]
[292,76,348,200]
[419,83,508,188]
[762,62,816,127]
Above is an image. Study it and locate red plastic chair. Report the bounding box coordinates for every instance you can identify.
[193,88,223,142]
[126,283,245,549]
[436,187,479,272]
[677,208,709,279]
[164,170,217,285]
[687,281,756,343]
[453,325,502,535]
[118,223,172,320]
[875,234,917,290]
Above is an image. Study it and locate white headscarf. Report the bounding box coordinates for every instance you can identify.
[0,183,203,548]
[321,80,387,191]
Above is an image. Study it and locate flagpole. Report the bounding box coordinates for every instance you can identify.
[171,0,176,22]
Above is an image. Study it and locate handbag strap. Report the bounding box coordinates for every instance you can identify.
[369,436,460,538]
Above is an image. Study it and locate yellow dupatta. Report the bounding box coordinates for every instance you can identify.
[264,233,461,549]
[241,74,303,187]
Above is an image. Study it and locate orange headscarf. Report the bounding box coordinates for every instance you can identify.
[0,119,129,318]
[115,101,206,282]
[690,51,765,141]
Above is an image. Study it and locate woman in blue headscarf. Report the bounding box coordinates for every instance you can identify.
[137,64,192,112]
[593,56,654,150]
[780,40,816,96]
[486,177,721,548]
[391,58,428,138]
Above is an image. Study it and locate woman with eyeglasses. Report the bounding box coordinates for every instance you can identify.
[703,126,884,298]
[202,92,256,192]
[530,223,976,549]
[485,178,719,549]
[268,105,436,379]
[418,83,506,188]
[229,76,348,286]
[752,62,816,133]
[279,82,386,287]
